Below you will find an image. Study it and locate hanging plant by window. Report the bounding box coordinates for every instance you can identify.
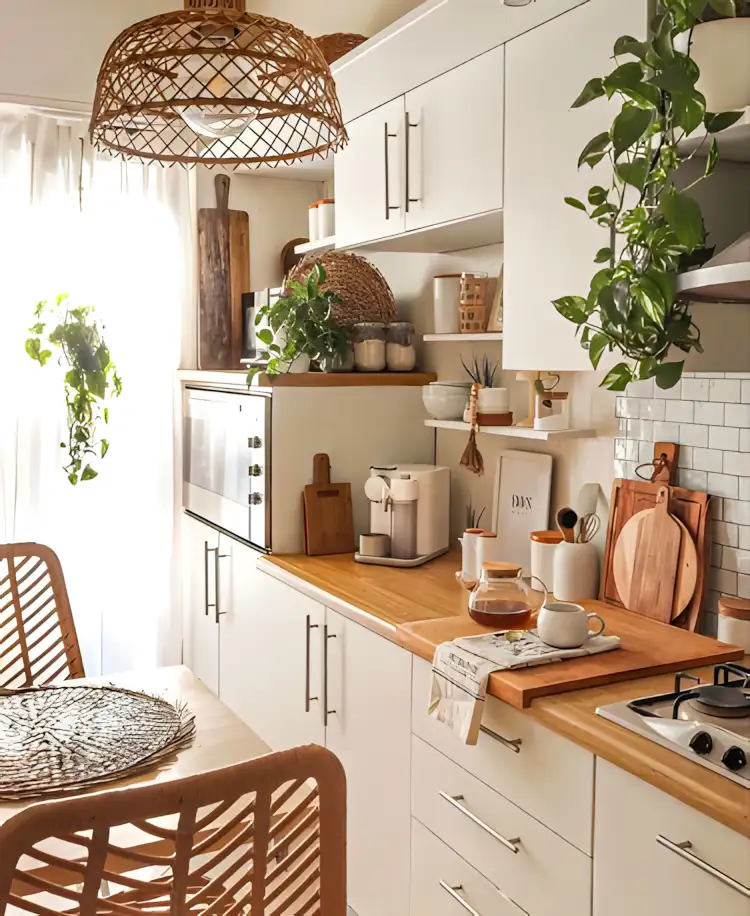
[25,295,122,485]
[554,0,745,391]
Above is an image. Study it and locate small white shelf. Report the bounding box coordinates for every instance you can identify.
[677,262,750,304]
[294,236,336,256]
[424,419,597,441]
[423,333,503,342]
[679,107,750,164]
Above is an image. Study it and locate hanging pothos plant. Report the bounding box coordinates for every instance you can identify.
[554,0,745,391]
[25,295,122,485]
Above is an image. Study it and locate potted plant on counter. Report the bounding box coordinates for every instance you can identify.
[554,0,746,391]
[246,264,352,382]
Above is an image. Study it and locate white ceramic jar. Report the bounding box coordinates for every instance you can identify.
[553,541,599,601]
[308,201,319,242]
[691,20,750,112]
[317,199,335,239]
[717,596,750,652]
[530,530,564,595]
[433,275,461,335]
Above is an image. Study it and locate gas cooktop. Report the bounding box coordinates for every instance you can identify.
[597,663,750,787]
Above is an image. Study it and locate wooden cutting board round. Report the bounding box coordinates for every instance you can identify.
[613,487,698,622]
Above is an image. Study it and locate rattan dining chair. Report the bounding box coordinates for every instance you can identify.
[0,542,85,689]
[0,745,347,916]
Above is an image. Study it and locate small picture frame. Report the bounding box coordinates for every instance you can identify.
[491,449,553,569]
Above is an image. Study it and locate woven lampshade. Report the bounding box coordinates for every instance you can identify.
[316,33,368,65]
[90,0,348,167]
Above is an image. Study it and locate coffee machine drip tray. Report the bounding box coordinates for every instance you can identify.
[354,547,450,568]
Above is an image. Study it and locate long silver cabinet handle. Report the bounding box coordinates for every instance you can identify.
[439,792,521,854]
[214,546,229,624]
[480,724,522,754]
[305,615,319,712]
[383,123,399,220]
[439,882,481,916]
[205,543,219,617]
[656,836,750,898]
[323,625,336,727]
[404,111,420,212]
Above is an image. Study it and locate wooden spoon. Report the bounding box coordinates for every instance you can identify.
[556,507,578,544]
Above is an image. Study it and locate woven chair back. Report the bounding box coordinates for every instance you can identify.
[0,543,84,689]
[0,744,347,916]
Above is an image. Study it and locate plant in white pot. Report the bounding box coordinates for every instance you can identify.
[690,1,750,112]
[246,265,351,381]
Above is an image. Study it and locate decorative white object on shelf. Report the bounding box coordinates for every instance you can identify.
[534,390,570,431]
[424,419,596,441]
[691,19,750,113]
[433,274,462,335]
[515,371,560,428]
[491,449,553,569]
[308,201,319,242]
[317,198,336,238]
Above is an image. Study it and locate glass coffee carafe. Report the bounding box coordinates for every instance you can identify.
[468,563,547,631]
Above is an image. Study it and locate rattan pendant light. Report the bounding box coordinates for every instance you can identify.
[90,0,347,167]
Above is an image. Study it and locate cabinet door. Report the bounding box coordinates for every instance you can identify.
[181,514,219,695]
[503,0,649,371]
[334,97,405,247]
[594,760,750,916]
[404,45,504,232]
[225,568,325,751]
[324,610,412,916]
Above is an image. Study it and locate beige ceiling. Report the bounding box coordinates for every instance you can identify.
[249,0,426,38]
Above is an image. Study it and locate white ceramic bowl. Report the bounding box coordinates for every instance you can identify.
[422,385,469,420]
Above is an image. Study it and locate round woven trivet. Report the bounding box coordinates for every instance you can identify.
[0,684,196,800]
[287,251,397,327]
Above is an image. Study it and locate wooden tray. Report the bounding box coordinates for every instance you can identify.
[600,479,711,631]
[397,602,743,709]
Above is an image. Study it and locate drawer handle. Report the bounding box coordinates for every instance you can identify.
[439,792,521,854]
[480,724,522,754]
[657,836,750,899]
[439,882,481,916]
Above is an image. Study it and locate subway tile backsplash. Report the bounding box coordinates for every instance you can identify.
[616,370,749,633]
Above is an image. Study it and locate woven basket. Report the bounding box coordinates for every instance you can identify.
[316,33,368,64]
[287,251,397,327]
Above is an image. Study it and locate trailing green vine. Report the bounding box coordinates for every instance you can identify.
[554,0,746,391]
[25,294,122,485]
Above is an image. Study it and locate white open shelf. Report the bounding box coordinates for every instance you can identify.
[423,332,503,342]
[294,236,336,256]
[679,107,750,163]
[424,419,597,441]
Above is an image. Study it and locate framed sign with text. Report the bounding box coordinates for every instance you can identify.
[491,449,553,569]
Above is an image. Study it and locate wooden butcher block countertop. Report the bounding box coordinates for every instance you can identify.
[266,552,749,837]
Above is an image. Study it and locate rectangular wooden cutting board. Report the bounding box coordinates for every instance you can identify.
[398,601,744,709]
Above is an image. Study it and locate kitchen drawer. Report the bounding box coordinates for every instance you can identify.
[412,737,592,916]
[594,759,750,916]
[411,818,526,916]
[412,657,594,853]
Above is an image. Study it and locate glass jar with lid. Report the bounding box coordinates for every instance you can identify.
[468,563,547,630]
[353,322,387,372]
[386,321,416,372]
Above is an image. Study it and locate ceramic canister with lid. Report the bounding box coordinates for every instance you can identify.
[717,596,750,652]
[308,201,320,242]
[530,530,563,594]
[433,275,461,334]
[317,199,335,238]
[353,322,387,372]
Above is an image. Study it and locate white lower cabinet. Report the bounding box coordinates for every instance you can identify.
[325,608,412,916]
[594,759,750,916]
[182,515,220,694]
[411,818,526,916]
[412,737,592,916]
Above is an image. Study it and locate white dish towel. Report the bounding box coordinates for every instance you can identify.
[428,629,621,745]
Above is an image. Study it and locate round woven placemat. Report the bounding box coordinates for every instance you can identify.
[287,251,397,327]
[0,684,196,800]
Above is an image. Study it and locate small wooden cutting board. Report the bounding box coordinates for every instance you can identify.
[303,454,355,556]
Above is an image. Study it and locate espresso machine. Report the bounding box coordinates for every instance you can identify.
[356,465,450,567]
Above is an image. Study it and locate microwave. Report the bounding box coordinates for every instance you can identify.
[241,287,282,365]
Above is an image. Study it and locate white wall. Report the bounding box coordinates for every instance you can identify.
[0,1,173,109]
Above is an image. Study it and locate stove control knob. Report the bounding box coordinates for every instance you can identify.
[689,731,713,756]
[721,746,747,772]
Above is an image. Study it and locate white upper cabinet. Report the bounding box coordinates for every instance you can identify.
[502,0,649,372]
[404,45,504,232]
[334,97,406,248]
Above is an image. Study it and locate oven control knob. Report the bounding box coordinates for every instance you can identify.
[248,436,263,449]
[721,746,747,772]
[689,731,713,756]
[249,464,263,478]
[249,492,264,506]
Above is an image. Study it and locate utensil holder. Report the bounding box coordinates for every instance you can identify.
[553,541,599,601]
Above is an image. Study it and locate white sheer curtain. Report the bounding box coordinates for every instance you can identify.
[0,108,195,675]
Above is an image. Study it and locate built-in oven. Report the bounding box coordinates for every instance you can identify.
[183,387,271,550]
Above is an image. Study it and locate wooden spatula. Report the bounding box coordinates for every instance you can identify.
[303,453,355,556]
[613,486,682,623]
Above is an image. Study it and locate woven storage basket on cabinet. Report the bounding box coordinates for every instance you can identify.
[287,251,397,327]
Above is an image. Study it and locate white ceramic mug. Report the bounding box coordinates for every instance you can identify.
[537,601,605,649]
